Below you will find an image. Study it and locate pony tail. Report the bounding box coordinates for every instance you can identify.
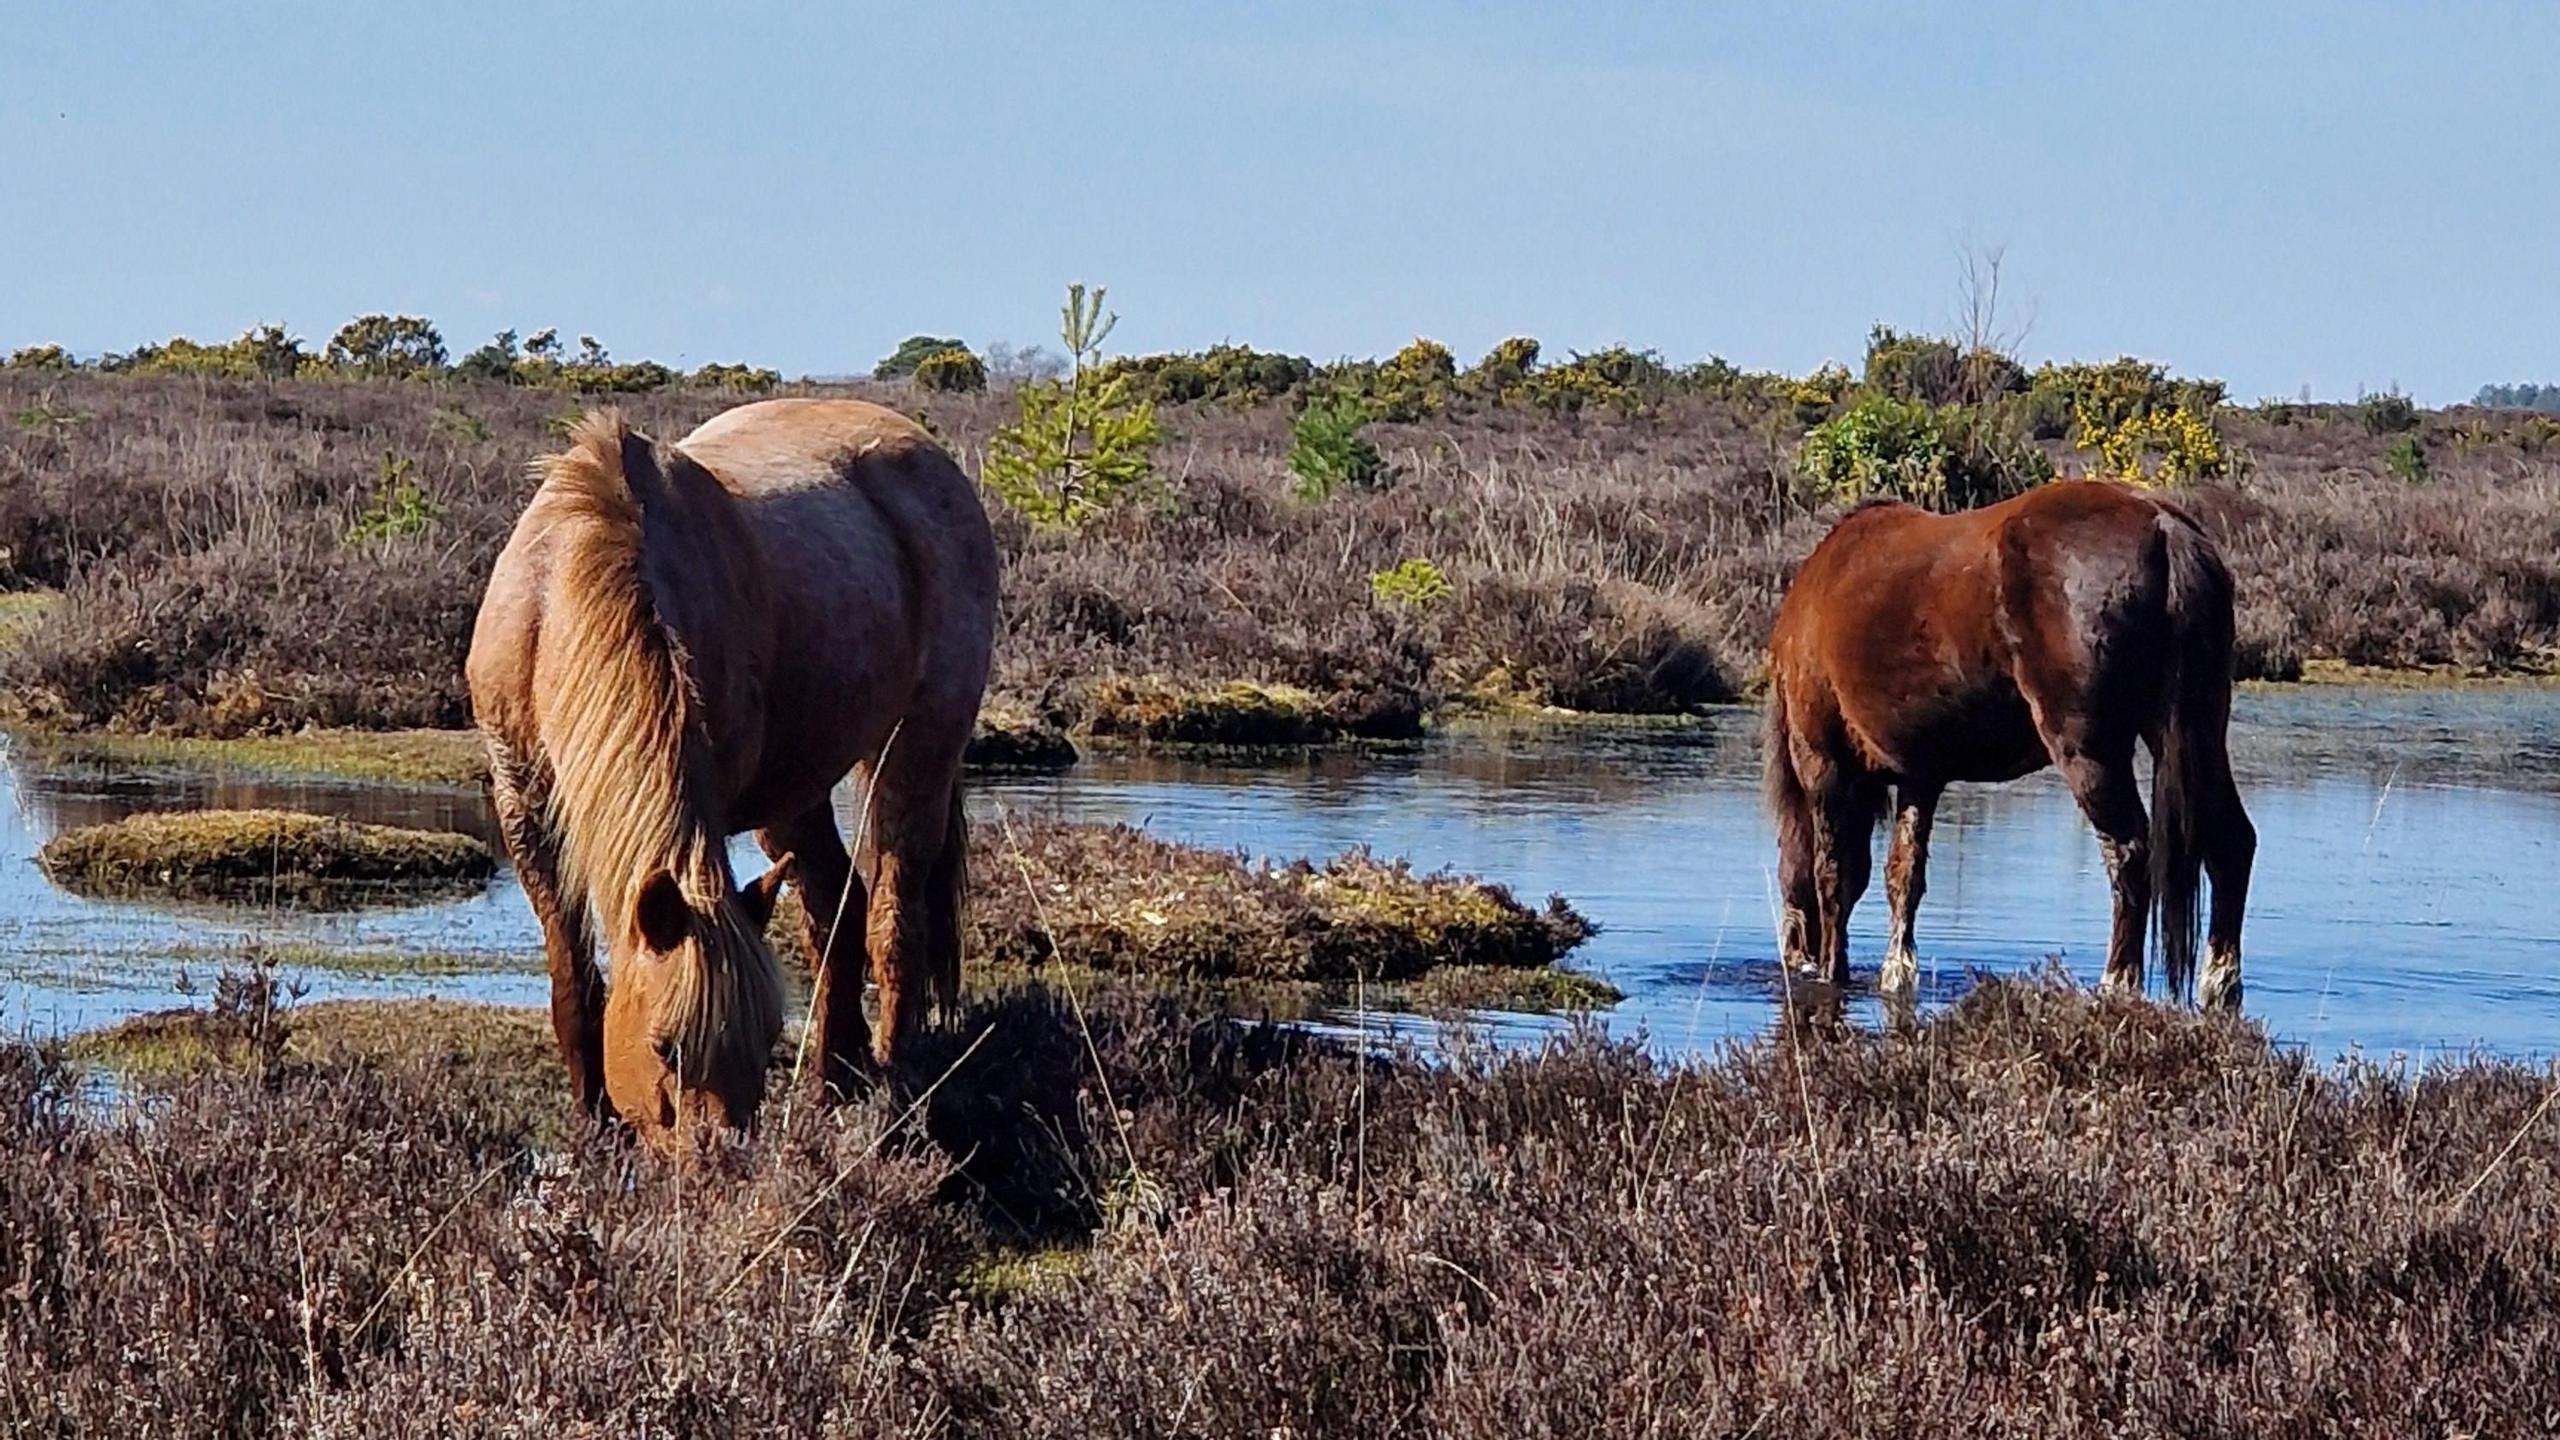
[2149,509,2234,1004]
[530,412,786,1080]
[928,783,969,1015]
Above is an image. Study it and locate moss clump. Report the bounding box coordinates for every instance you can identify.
[966,703,1079,771]
[0,589,57,645]
[963,819,1592,984]
[37,807,495,909]
[1082,677,1340,747]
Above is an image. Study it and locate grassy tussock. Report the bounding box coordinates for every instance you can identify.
[956,817,1593,983]
[18,974,2560,1435]
[36,807,494,908]
[962,702,1078,770]
[6,724,489,787]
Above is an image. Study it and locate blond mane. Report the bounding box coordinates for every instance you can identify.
[525,411,782,1081]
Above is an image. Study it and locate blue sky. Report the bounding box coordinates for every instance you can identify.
[3,2,2549,403]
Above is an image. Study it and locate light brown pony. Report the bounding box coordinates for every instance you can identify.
[467,399,997,1141]
[1763,480,2255,1010]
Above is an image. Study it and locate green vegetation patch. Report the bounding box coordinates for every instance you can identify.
[1082,676,1341,747]
[37,808,495,909]
[5,726,488,788]
[966,702,1079,771]
[962,818,1592,984]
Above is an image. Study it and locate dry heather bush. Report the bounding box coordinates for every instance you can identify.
[3,375,2557,738]
[10,974,2560,1435]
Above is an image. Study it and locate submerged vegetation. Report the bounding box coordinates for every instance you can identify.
[17,973,2560,1434]
[36,808,494,908]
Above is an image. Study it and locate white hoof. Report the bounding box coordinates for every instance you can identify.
[2199,944,2243,1012]
[1878,947,1919,1000]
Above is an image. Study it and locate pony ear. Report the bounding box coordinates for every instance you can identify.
[615,418,659,486]
[735,855,795,929]
[633,869,691,952]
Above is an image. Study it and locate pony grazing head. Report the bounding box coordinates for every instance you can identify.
[601,857,794,1145]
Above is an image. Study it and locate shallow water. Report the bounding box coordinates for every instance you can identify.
[5,685,2558,1065]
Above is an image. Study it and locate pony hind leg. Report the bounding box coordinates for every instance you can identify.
[2051,741,2152,996]
[1880,782,1941,1002]
[1793,741,1881,989]
[2198,770,2257,1013]
[759,804,873,1100]
[863,761,967,1069]
[487,740,612,1123]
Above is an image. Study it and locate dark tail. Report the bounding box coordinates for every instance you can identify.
[927,782,969,1014]
[2150,506,2236,1003]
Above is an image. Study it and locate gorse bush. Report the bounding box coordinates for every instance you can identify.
[5,344,74,371]
[1529,346,1673,418]
[2030,357,2227,444]
[874,334,970,381]
[984,284,1163,529]
[1287,399,1389,500]
[1462,336,1542,404]
[688,361,782,394]
[2082,404,2234,487]
[1321,338,1459,423]
[913,347,990,394]
[1104,345,1314,406]
[1790,363,1854,425]
[1863,325,2029,407]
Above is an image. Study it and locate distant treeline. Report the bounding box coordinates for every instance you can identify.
[2475,383,2560,414]
[1,317,784,396]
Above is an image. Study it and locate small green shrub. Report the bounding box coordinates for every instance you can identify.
[346,453,441,544]
[984,284,1163,529]
[874,335,969,381]
[1288,400,1389,500]
[1370,558,1453,608]
[2385,434,2430,484]
[2361,390,2420,435]
[1796,394,1949,506]
[4,343,75,371]
[912,347,989,394]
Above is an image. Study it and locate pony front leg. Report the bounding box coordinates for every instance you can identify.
[1880,784,1939,1002]
[761,807,875,1100]
[489,748,614,1124]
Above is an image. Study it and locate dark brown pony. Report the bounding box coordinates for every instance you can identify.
[467,400,997,1144]
[1763,480,2255,1009]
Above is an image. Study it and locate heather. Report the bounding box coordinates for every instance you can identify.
[2,355,2555,742]
[19,973,2560,1436]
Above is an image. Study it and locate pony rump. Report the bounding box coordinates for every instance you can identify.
[527,411,784,1082]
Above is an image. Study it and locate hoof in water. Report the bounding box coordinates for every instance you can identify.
[2199,944,2244,1013]
[1878,947,1919,1001]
